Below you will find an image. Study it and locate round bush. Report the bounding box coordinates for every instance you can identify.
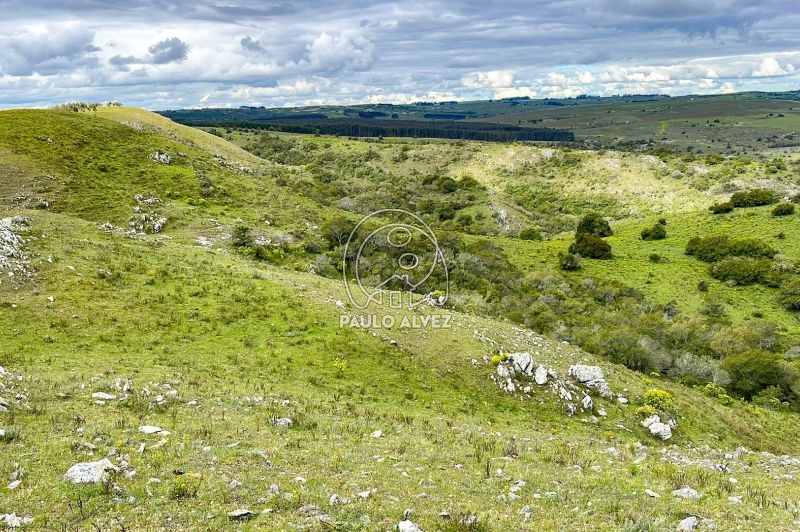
[780,277,800,310]
[772,203,795,217]
[569,233,612,259]
[709,202,734,214]
[576,212,613,237]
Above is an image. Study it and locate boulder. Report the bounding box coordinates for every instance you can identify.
[508,352,534,377]
[272,418,293,428]
[398,520,421,532]
[534,366,548,385]
[676,516,699,531]
[91,392,117,401]
[569,365,604,383]
[228,508,255,521]
[672,487,701,500]
[63,458,118,484]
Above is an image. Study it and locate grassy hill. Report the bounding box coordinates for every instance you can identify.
[1,107,800,530]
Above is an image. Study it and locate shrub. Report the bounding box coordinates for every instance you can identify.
[232,225,253,248]
[635,405,656,418]
[641,222,667,241]
[772,203,795,216]
[721,350,791,399]
[709,202,734,214]
[558,252,581,271]
[569,233,612,259]
[643,389,674,412]
[322,216,356,248]
[518,227,543,241]
[685,235,775,262]
[649,253,661,263]
[576,212,613,237]
[780,277,800,310]
[701,383,735,406]
[697,280,709,292]
[710,257,771,285]
[730,189,777,208]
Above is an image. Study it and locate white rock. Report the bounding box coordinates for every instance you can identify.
[728,496,742,504]
[0,514,33,528]
[138,425,168,435]
[534,366,548,385]
[617,397,628,404]
[676,516,699,531]
[63,458,118,484]
[228,508,255,521]
[672,487,701,500]
[645,489,660,498]
[357,490,372,499]
[229,480,243,490]
[370,430,384,438]
[581,395,593,410]
[508,352,534,376]
[272,418,293,428]
[329,494,341,506]
[91,392,117,401]
[569,365,604,383]
[7,480,22,490]
[292,476,306,484]
[398,520,421,532]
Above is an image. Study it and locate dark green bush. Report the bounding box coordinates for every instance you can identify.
[686,235,776,262]
[710,257,772,285]
[780,277,800,310]
[232,225,253,248]
[570,233,612,259]
[558,252,581,271]
[772,203,795,216]
[722,350,792,400]
[576,212,613,237]
[641,222,667,241]
[730,189,777,208]
[518,227,543,241]
[709,202,734,214]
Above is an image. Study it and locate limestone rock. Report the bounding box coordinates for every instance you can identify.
[63,458,118,484]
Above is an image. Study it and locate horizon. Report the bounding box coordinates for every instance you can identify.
[2,1,800,109]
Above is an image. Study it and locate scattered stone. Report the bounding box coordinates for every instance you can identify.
[569,364,612,397]
[370,430,384,438]
[642,415,673,441]
[63,458,118,484]
[645,489,660,498]
[617,397,629,404]
[534,366,548,385]
[229,480,243,490]
[676,516,699,531]
[0,514,33,528]
[728,496,742,504]
[139,425,169,435]
[329,494,341,506]
[228,508,255,521]
[398,520,421,532]
[149,151,172,164]
[91,392,116,401]
[672,487,701,500]
[272,418,293,428]
[7,480,22,490]
[581,395,593,410]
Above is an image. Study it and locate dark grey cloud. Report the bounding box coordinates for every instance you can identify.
[148,37,189,64]
[0,1,799,108]
[240,36,267,54]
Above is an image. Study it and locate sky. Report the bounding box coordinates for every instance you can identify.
[1,0,800,109]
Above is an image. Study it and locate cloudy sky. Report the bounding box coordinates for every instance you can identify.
[1,0,800,109]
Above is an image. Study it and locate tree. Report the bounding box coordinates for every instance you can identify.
[641,221,667,241]
[576,213,613,237]
[322,216,357,248]
[569,233,612,259]
[232,225,253,248]
[722,350,790,399]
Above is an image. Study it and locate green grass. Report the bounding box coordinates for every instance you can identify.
[1,108,800,529]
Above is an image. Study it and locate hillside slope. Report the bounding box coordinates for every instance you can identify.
[0,109,799,530]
